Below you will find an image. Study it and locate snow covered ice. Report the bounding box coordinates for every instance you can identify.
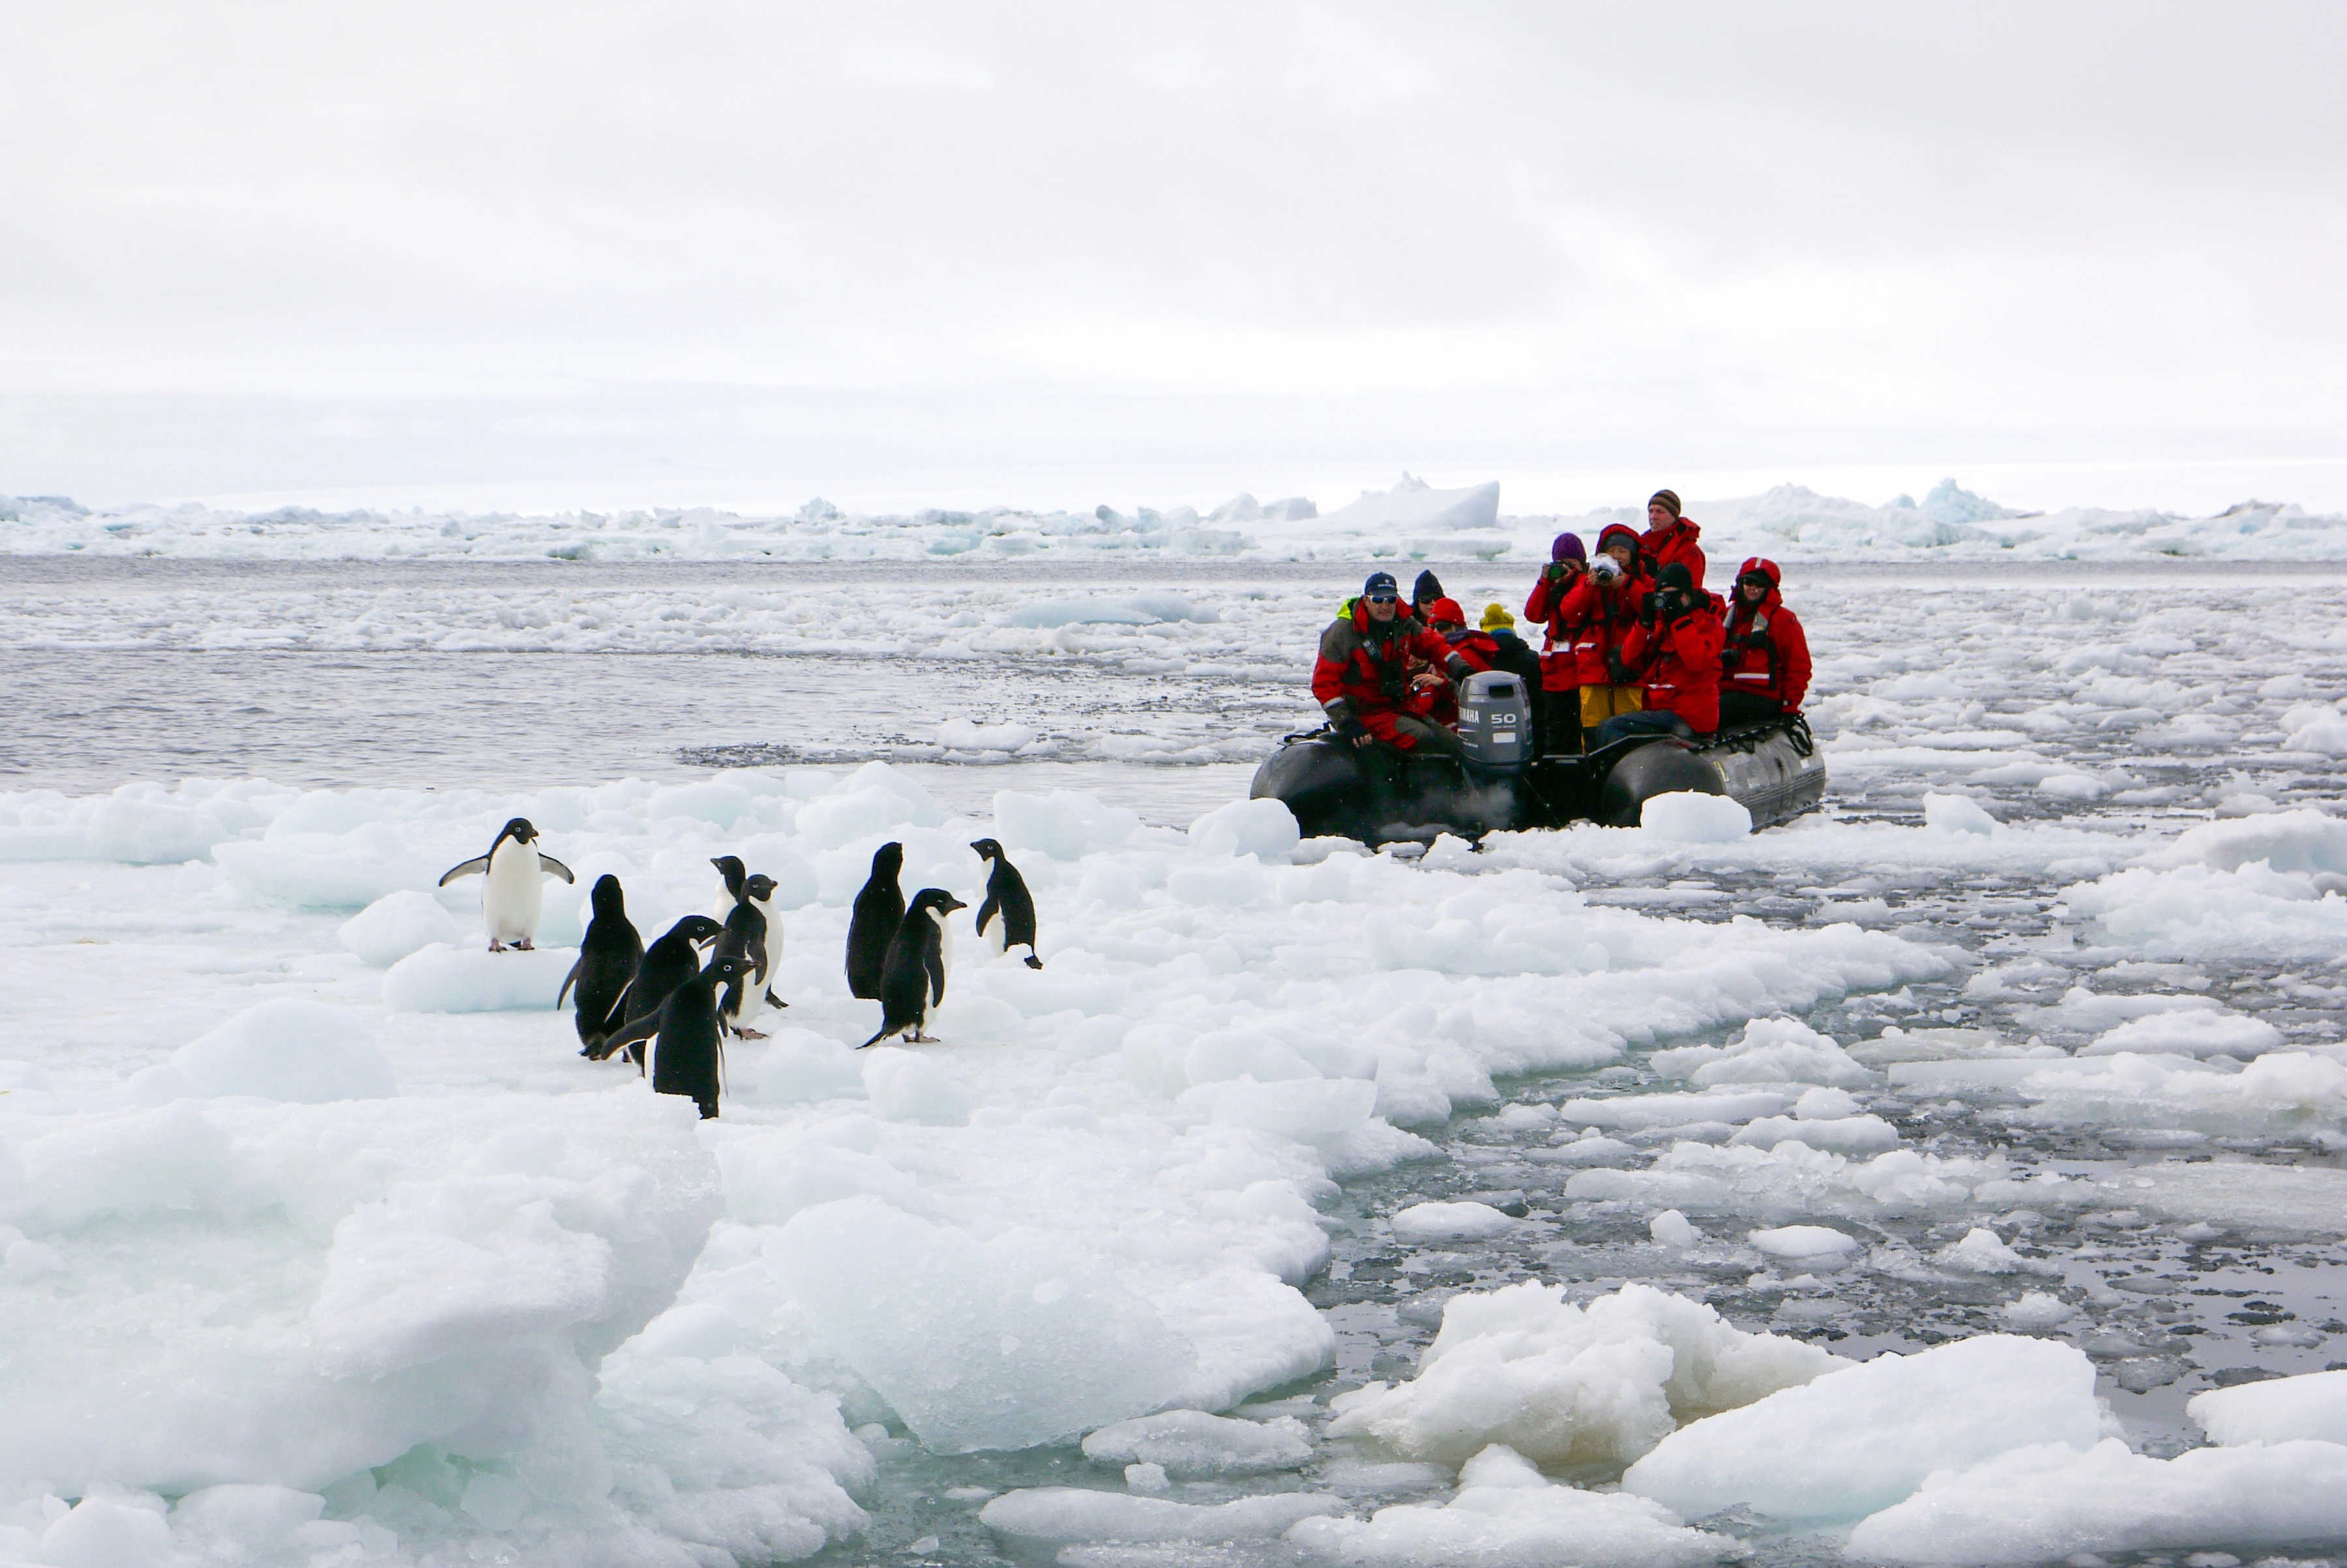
[3,536,2347,1568]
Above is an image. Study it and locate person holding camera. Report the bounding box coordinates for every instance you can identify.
[1593,561,1724,747]
[1554,522,1654,750]
[1521,532,1589,753]
[1312,570,1474,759]
[1717,557,1810,728]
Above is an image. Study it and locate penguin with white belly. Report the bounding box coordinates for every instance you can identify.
[859,888,966,1048]
[439,818,574,951]
[716,872,782,1039]
[969,838,1044,969]
[713,854,786,1012]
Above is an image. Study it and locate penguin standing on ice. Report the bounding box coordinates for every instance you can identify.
[845,842,905,1000]
[859,888,966,1048]
[439,818,574,951]
[558,874,643,1057]
[969,838,1044,969]
[593,913,724,1065]
[713,854,786,1011]
[715,872,781,1040]
[602,950,752,1119]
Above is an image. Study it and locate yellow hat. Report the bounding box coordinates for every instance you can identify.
[1480,602,1515,631]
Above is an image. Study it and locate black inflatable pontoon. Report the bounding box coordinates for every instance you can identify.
[1250,672,1824,843]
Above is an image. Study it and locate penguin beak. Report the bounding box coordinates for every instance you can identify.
[945,896,968,911]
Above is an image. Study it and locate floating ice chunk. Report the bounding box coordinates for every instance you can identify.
[168,1483,327,1552]
[2079,1009,2282,1059]
[1998,1291,2076,1331]
[981,1487,1342,1543]
[1325,1281,1844,1467]
[1650,1210,1698,1249]
[1746,1225,1858,1260]
[774,1196,1198,1452]
[39,1492,175,1568]
[1730,1116,1900,1155]
[338,889,464,967]
[1640,792,1752,842]
[1082,1410,1312,1477]
[171,999,396,1103]
[1392,1201,1517,1242]
[1921,793,1999,835]
[1842,1437,2347,1563]
[994,789,1142,859]
[2188,1367,2347,1446]
[1556,1088,1799,1130]
[381,942,574,1012]
[1934,1228,2058,1276]
[2035,773,2106,800]
[1188,799,1301,862]
[1286,1442,1740,1568]
[1651,1018,1875,1089]
[1567,1141,2001,1220]
[1621,1335,2103,1523]
[858,1048,970,1125]
[1792,1086,1860,1119]
[1001,597,1155,629]
[936,718,1039,752]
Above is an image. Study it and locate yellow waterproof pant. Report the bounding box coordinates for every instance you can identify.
[1580,685,1644,725]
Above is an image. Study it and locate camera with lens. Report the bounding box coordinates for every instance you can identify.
[1589,555,1622,584]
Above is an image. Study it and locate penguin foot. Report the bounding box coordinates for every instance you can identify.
[1024,954,1044,969]
[907,1031,941,1044]
[737,1028,768,1041]
[516,939,535,951]
[488,939,507,953]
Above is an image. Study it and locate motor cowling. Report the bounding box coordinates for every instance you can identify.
[1454,671,1532,775]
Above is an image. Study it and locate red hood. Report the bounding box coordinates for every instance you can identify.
[1728,556,1783,624]
[1596,522,1643,555]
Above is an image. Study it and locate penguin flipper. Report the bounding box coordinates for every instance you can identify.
[557,956,584,1009]
[438,856,488,885]
[538,853,576,883]
[926,947,948,1007]
[975,892,1001,943]
[602,1012,662,1059]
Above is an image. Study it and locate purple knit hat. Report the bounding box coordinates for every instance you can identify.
[1550,532,1586,564]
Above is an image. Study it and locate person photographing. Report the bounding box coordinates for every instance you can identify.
[1593,561,1723,747]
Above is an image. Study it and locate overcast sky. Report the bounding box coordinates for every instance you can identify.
[3,1,2343,512]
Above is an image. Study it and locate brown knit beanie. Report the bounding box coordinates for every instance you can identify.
[1649,489,1682,520]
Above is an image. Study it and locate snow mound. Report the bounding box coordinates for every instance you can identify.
[1188,798,1301,861]
[2151,805,2347,874]
[168,999,396,1103]
[338,889,463,967]
[1286,1443,1741,1568]
[1640,792,1752,842]
[1843,1438,2347,1564]
[772,1196,1198,1452]
[1391,1200,1517,1242]
[380,943,575,1012]
[1651,1017,1875,1089]
[1325,1281,1845,1467]
[2188,1367,2347,1446]
[1080,1410,1312,1477]
[1934,1228,2058,1276]
[994,789,1141,859]
[1621,1334,2103,1523]
[2078,1009,2282,1059]
[1923,793,2000,835]
[1318,474,1502,533]
[980,1487,1342,1544]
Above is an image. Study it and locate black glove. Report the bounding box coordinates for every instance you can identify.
[1331,716,1368,745]
[1638,591,1662,627]
[1721,647,1738,671]
[1606,652,1631,685]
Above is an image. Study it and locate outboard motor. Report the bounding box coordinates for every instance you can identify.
[1454,672,1531,775]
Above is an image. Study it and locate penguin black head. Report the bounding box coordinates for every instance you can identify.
[590,874,626,916]
[907,888,968,918]
[705,950,752,982]
[872,842,904,876]
[500,817,538,845]
[743,872,778,902]
[711,855,746,896]
[669,913,726,947]
[970,838,1004,862]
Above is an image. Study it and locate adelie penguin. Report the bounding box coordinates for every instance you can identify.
[439,818,574,951]
[558,874,643,1058]
[716,872,781,1041]
[844,842,905,1001]
[969,838,1044,969]
[592,913,724,1065]
[713,854,787,1013]
[602,950,752,1119]
[860,887,966,1048]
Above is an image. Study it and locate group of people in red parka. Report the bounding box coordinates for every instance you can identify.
[1312,488,1810,762]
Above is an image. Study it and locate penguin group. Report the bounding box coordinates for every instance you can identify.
[442,818,1048,1119]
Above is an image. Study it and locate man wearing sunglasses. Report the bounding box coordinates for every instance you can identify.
[1312,570,1474,759]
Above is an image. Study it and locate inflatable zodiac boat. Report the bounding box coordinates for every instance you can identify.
[1250,671,1825,843]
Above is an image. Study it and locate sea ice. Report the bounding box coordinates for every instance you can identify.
[979,1487,1343,1544]
[2187,1367,2347,1446]
[1080,1410,1312,1477]
[1391,1200,1518,1241]
[1640,791,1753,842]
[165,998,396,1102]
[380,942,576,1012]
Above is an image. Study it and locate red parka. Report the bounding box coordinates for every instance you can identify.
[1640,515,1707,592]
[1719,556,1810,713]
[1622,597,1725,733]
[1522,569,1586,692]
[1550,525,1654,685]
[1312,599,1466,748]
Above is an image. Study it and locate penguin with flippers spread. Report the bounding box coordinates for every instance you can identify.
[716,873,780,1040]
[439,818,573,951]
[859,888,966,1047]
[845,842,904,1000]
[600,950,750,1119]
[969,838,1043,969]
[558,874,642,1057]
[592,913,724,1065]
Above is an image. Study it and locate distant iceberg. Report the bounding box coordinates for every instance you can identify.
[1315,473,1500,533]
